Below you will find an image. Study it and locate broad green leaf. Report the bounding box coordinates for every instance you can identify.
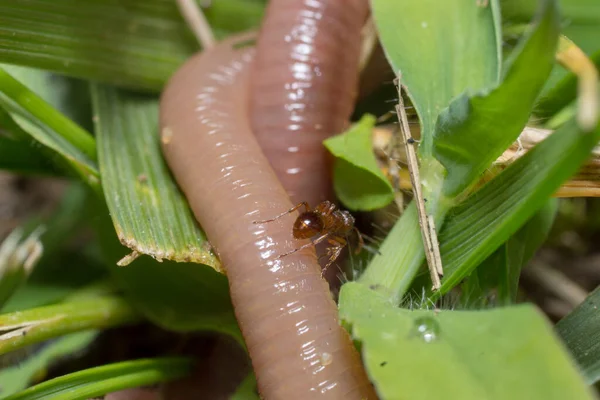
[0,67,99,189]
[0,331,99,397]
[339,282,595,400]
[371,0,501,155]
[92,84,220,269]
[0,0,264,91]
[433,0,560,196]
[0,297,140,356]
[557,285,600,384]
[2,357,192,400]
[90,197,240,340]
[323,115,394,211]
[437,118,600,295]
[462,199,557,306]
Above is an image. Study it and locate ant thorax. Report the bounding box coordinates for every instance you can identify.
[331,209,355,236]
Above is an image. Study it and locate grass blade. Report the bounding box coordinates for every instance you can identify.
[358,202,424,304]
[437,118,600,295]
[557,285,600,384]
[461,199,558,306]
[0,331,99,397]
[0,0,264,91]
[433,0,559,196]
[0,67,99,189]
[0,297,141,356]
[2,357,192,400]
[92,84,220,269]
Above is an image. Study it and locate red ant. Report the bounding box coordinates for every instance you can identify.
[254,201,365,271]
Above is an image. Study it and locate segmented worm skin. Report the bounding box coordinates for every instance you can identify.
[159,35,376,399]
[250,0,370,206]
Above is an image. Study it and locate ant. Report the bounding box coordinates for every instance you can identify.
[253,200,365,271]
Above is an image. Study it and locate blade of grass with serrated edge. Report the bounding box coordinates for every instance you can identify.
[0,67,99,189]
[556,285,600,385]
[0,0,264,92]
[436,118,600,295]
[0,297,141,356]
[3,357,192,400]
[92,84,220,270]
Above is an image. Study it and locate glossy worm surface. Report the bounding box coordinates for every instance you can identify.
[250,0,370,206]
[159,35,376,399]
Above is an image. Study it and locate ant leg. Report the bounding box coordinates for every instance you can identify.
[314,200,337,217]
[277,232,331,259]
[353,227,364,255]
[253,202,310,224]
[320,237,346,278]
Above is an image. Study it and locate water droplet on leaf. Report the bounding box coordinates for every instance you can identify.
[412,316,440,343]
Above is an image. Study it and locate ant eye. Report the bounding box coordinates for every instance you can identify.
[293,213,323,239]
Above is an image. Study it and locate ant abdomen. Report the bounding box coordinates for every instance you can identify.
[293,212,324,239]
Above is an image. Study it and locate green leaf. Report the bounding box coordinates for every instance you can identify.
[0,331,99,397]
[0,67,99,189]
[0,297,140,356]
[2,357,192,400]
[90,197,240,340]
[462,199,558,306]
[323,115,394,211]
[501,0,600,119]
[437,118,600,295]
[557,285,600,384]
[0,0,264,92]
[371,0,501,155]
[339,282,595,400]
[92,84,220,269]
[1,65,93,130]
[433,0,560,197]
[501,0,600,22]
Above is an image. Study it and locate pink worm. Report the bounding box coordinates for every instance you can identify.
[159,34,376,399]
[250,0,370,206]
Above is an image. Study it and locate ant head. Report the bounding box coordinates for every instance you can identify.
[293,211,324,239]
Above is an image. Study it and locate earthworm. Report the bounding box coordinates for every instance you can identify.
[249,0,370,206]
[159,33,376,399]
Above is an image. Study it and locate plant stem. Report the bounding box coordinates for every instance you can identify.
[395,77,444,289]
[176,0,216,49]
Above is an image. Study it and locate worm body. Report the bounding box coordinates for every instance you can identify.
[250,0,370,206]
[160,35,375,399]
